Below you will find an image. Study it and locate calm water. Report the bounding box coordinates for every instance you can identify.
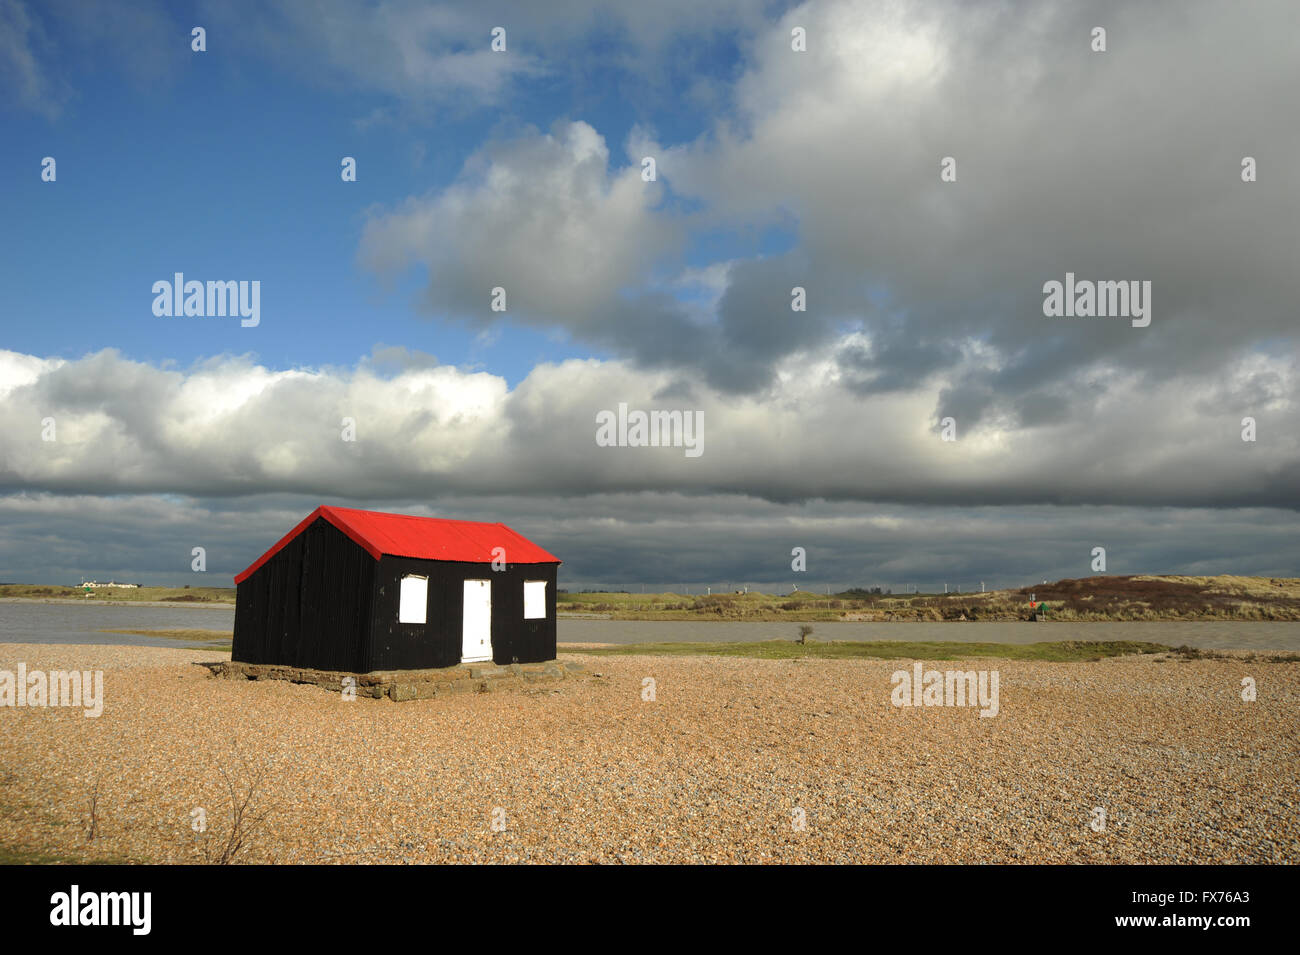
[0,601,235,647]
[2,602,1296,651]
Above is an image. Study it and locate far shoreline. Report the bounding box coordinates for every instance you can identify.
[4,574,1299,622]
[0,597,234,610]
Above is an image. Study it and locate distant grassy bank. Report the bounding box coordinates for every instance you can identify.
[6,574,1298,621]
[559,575,1300,623]
[0,584,235,605]
[99,628,233,651]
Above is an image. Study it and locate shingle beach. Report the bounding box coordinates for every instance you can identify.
[1,644,1295,864]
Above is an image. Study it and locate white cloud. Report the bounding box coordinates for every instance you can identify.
[347,0,1300,407]
[198,0,546,107]
[359,120,681,328]
[0,0,68,117]
[0,346,1295,508]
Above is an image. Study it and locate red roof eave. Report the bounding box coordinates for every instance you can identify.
[233,506,561,585]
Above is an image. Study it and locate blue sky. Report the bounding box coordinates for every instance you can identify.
[1,1,775,385]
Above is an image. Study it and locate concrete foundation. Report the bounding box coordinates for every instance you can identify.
[203,658,587,701]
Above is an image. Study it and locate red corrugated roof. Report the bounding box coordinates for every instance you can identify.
[234,506,561,584]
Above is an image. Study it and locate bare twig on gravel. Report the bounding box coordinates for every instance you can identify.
[201,749,274,865]
[85,780,99,842]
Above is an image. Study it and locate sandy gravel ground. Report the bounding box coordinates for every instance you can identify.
[0,643,1295,864]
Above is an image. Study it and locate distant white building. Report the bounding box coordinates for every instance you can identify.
[81,581,141,589]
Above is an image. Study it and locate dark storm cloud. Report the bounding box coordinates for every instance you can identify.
[354,1,1300,422]
[4,492,1298,589]
[661,0,1300,403]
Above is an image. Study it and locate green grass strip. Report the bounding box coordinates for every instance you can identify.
[576,639,1171,662]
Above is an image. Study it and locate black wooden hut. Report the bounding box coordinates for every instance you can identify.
[232,506,561,672]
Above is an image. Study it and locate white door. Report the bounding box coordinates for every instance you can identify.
[462,579,492,663]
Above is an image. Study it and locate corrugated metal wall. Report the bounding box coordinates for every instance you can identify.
[369,557,558,669]
[232,518,374,671]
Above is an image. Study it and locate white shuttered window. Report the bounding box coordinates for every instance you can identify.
[524,580,547,619]
[399,575,428,624]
